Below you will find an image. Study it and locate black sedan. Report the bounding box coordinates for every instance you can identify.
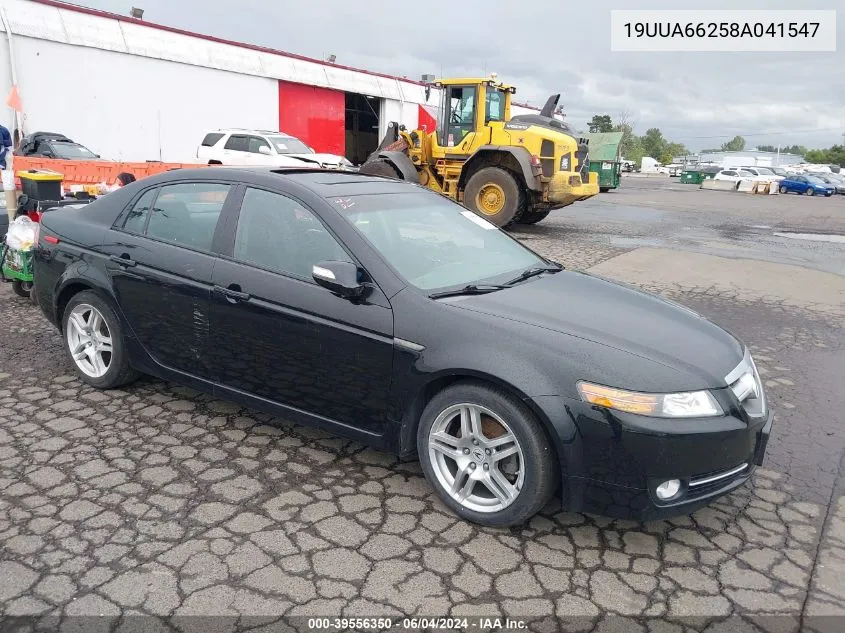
[33,168,772,526]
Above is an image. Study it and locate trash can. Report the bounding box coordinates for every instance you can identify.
[680,169,703,185]
[590,160,621,192]
[17,169,64,202]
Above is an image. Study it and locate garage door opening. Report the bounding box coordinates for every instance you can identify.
[345,93,380,165]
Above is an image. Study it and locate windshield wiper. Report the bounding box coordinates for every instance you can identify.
[504,265,563,286]
[429,284,509,299]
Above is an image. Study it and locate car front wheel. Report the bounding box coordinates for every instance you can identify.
[62,291,138,389]
[418,382,557,527]
[806,187,815,196]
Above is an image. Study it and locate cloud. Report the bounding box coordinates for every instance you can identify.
[76,0,845,150]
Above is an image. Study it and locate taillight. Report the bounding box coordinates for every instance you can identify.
[530,155,542,167]
[45,235,60,244]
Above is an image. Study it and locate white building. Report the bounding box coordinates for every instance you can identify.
[697,150,805,169]
[0,0,555,164]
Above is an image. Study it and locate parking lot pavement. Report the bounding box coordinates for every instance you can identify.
[2,181,845,630]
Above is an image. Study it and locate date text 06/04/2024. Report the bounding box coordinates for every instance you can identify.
[623,22,820,38]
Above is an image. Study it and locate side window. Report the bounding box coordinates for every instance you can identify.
[122,188,157,234]
[444,86,476,146]
[224,135,249,152]
[201,133,224,147]
[485,90,504,123]
[234,188,351,279]
[146,182,231,251]
[247,136,271,154]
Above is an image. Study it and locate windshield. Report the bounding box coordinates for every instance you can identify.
[336,192,546,291]
[49,142,98,159]
[806,176,825,184]
[737,170,754,176]
[755,167,774,174]
[267,135,312,155]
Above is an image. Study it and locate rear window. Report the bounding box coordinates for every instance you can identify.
[201,133,225,147]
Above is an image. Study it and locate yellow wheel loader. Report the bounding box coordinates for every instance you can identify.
[359,76,599,227]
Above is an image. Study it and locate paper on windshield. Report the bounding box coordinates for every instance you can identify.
[461,211,497,230]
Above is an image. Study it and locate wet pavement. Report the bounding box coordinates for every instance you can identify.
[1,177,844,631]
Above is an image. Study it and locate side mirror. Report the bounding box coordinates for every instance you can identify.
[258,145,272,155]
[312,260,365,298]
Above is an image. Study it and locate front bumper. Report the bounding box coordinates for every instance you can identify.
[544,172,599,208]
[532,395,773,520]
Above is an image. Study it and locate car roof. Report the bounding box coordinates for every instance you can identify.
[211,129,295,138]
[143,167,422,198]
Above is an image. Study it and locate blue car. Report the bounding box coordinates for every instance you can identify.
[778,175,835,197]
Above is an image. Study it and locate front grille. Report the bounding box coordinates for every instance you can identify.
[725,350,767,418]
[687,463,750,498]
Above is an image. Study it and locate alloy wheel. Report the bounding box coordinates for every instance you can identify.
[427,403,525,513]
[66,304,113,378]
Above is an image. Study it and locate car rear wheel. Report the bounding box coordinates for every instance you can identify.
[806,187,815,196]
[62,291,138,389]
[779,185,788,194]
[418,381,557,527]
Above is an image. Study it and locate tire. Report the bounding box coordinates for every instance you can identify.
[463,167,525,227]
[516,209,552,225]
[806,187,814,196]
[600,187,610,193]
[417,381,558,527]
[12,280,32,299]
[779,186,788,194]
[358,158,402,180]
[61,290,138,389]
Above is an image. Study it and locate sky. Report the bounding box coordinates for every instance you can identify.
[76,0,844,152]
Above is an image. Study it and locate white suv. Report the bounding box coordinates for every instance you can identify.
[196,129,354,170]
[740,166,783,182]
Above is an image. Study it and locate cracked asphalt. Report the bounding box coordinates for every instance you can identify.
[1,176,845,632]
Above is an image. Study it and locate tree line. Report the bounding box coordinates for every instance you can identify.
[587,114,845,166]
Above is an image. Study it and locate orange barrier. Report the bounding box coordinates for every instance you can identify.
[13,157,208,192]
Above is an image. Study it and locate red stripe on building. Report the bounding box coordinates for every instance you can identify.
[278,81,345,156]
[418,105,438,133]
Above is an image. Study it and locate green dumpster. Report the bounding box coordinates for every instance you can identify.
[680,169,703,185]
[586,132,624,192]
[589,159,621,191]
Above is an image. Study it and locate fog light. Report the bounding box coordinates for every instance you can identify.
[655,479,681,501]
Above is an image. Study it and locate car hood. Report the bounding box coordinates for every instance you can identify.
[445,271,744,387]
[285,153,349,168]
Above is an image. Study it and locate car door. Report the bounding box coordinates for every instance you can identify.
[245,136,273,165]
[222,134,250,165]
[207,185,395,435]
[102,180,236,378]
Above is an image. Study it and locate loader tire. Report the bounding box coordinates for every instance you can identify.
[359,159,402,180]
[463,167,525,227]
[516,209,551,225]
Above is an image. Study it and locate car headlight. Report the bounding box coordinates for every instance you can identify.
[577,381,723,418]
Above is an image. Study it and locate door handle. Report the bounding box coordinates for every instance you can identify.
[109,254,137,267]
[213,284,251,303]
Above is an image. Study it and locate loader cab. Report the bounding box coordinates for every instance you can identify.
[435,78,514,154]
